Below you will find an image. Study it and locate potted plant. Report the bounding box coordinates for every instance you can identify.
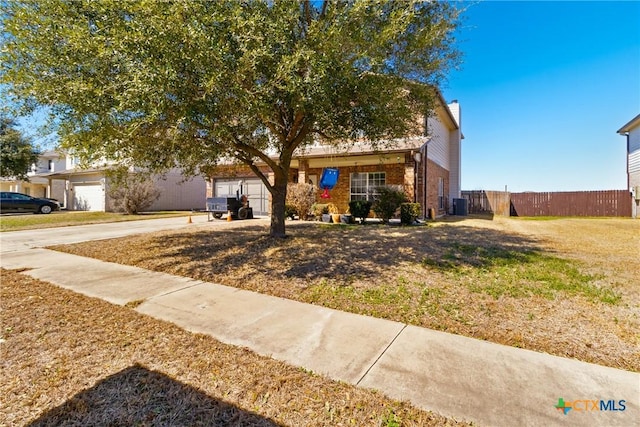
[313,203,332,223]
[327,203,340,223]
[339,213,354,224]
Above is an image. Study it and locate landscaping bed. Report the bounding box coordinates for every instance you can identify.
[51,217,640,372]
[1,269,463,426]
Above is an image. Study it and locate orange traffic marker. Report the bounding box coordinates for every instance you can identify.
[187,215,192,224]
[227,210,232,222]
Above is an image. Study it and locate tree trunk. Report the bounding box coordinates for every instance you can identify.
[269,172,288,238]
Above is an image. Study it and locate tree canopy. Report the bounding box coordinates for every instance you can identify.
[1,0,461,236]
[0,117,40,180]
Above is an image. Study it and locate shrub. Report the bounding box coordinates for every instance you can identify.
[372,186,407,224]
[285,204,298,220]
[108,174,161,214]
[286,183,316,220]
[311,203,329,220]
[400,203,421,224]
[326,203,340,214]
[348,200,372,224]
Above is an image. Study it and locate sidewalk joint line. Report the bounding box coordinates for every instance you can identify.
[148,280,206,300]
[356,323,407,386]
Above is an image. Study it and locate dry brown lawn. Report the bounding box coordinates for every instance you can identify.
[1,269,466,426]
[51,216,640,372]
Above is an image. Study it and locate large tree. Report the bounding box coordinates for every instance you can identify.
[1,0,460,237]
[0,117,39,180]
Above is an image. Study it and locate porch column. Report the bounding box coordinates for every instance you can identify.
[297,159,309,185]
[403,153,415,204]
[64,180,70,210]
[46,178,52,198]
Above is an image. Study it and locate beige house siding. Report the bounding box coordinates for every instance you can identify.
[149,173,207,211]
[426,113,450,170]
[618,113,640,218]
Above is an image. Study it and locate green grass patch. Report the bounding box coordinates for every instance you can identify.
[422,243,621,304]
[0,211,196,232]
[303,279,414,319]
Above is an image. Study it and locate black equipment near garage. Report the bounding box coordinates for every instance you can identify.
[206,194,253,220]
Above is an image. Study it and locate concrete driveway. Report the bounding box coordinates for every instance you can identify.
[0,215,269,252]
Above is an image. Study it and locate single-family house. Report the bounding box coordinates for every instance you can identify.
[0,150,66,201]
[1,150,206,212]
[617,113,640,218]
[207,90,462,218]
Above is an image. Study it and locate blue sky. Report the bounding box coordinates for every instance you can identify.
[442,1,640,192]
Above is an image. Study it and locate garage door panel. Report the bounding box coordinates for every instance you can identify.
[246,181,268,215]
[73,184,104,211]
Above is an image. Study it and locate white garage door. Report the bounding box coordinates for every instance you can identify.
[73,184,105,211]
[215,178,269,215]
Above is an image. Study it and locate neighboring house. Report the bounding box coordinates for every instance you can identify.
[0,150,66,201]
[207,89,462,218]
[1,150,206,212]
[617,113,640,218]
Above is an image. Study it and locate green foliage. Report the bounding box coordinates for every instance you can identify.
[381,410,401,427]
[400,203,421,224]
[285,204,298,220]
[285,183,316,220]
[1,0,461,236]
[0,117,40,180]
[372,186,407,223]
[421,243,621,305]
[107,173,161,214]
[348,200,372,224]
[311,203,329,219]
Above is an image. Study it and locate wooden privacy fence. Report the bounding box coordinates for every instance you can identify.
[462,190,632,217]
[461,190,510,216]
[510,190,631,217]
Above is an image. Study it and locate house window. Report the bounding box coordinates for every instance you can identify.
[48,159,54,171]
[350,172,386,201]
[438,177,445,210]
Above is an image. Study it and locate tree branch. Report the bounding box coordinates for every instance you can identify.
[290,119,313,148]
[303,0,312,26]
[320,0,328,19]
[235,153,274,193]
[285,111,305,147]
[231,135,278,172]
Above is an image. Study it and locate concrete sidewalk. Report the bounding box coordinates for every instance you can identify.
[2,243,638,427]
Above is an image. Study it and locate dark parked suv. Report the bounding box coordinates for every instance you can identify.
[0,192,61,214]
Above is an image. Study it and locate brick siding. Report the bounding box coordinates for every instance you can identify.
[207,152,450,217]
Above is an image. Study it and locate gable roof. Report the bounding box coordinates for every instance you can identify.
[617,114,640,134]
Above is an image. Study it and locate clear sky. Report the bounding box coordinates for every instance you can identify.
[442,0,640,192]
